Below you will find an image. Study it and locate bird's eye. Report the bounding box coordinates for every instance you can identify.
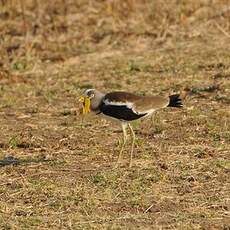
[89,93,94,98]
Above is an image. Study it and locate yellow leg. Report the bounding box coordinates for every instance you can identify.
[115,123,128,167]
[128,123,136,168]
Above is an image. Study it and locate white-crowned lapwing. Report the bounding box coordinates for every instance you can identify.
[79,89,182,167]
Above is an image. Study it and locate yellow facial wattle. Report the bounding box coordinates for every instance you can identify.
[79,96,91,114]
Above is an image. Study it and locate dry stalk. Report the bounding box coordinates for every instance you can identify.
[19,0,27,36]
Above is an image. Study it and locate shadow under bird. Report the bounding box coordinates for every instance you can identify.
[79,89,183,167]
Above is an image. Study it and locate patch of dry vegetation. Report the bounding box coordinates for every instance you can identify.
[0,0,230,229]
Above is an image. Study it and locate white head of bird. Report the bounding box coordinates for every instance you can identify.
[79,89,104,114]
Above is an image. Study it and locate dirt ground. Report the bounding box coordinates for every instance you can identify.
[0,0,229,229]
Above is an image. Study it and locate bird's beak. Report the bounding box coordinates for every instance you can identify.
[79,96,91,114]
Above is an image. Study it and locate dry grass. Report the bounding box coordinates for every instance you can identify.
[0,0,230,229]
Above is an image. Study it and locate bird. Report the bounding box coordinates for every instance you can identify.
[79,89,183,167]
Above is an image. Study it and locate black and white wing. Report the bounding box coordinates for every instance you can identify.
[98,93,147,121]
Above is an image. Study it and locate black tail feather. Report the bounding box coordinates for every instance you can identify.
[168,94,183,107]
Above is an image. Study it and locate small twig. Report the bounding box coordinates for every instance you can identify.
[214,21,230,38]
[144,203,154,213]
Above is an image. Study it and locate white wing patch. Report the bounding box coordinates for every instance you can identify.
[104,99,134,109]
[103,98,152,116]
